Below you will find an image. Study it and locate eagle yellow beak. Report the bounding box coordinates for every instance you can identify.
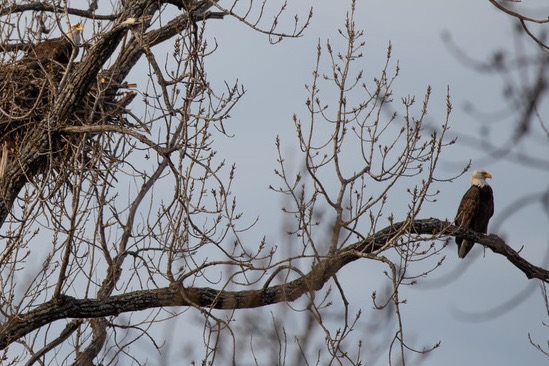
[73,24,84,32]
[484,172,493,179]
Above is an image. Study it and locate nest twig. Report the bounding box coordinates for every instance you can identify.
[0,57,135,184]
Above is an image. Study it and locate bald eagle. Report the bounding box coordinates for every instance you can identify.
[26,23,84,65]
[454,169,494,258]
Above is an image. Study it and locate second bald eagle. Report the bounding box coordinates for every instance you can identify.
[454,169,494,258]
[27,23,84,65]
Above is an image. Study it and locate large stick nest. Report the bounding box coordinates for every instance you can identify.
[0,56,136,184]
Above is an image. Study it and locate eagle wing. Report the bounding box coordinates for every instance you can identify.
[454,186,480,230]
[454,186,480,258]
[27,37,73,65]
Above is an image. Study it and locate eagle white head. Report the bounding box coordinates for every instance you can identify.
[66,23,84,46]
[470,169,492,188]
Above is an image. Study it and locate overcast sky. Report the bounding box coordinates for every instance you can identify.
[186,1,549,365]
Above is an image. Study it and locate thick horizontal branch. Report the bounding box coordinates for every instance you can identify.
[1,218,547,349]
[407,219,549,281]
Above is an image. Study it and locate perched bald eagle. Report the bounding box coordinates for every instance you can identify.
[26,23,84,65]
[454,169,494,258]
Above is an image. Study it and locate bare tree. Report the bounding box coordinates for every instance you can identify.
[0,1,547,365]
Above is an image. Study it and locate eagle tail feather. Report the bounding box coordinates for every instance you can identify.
[458,239,474,259]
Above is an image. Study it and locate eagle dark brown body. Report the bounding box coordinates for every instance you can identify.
[454,170,494,258]
[26,23,84,65]
[27,37,76,65]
